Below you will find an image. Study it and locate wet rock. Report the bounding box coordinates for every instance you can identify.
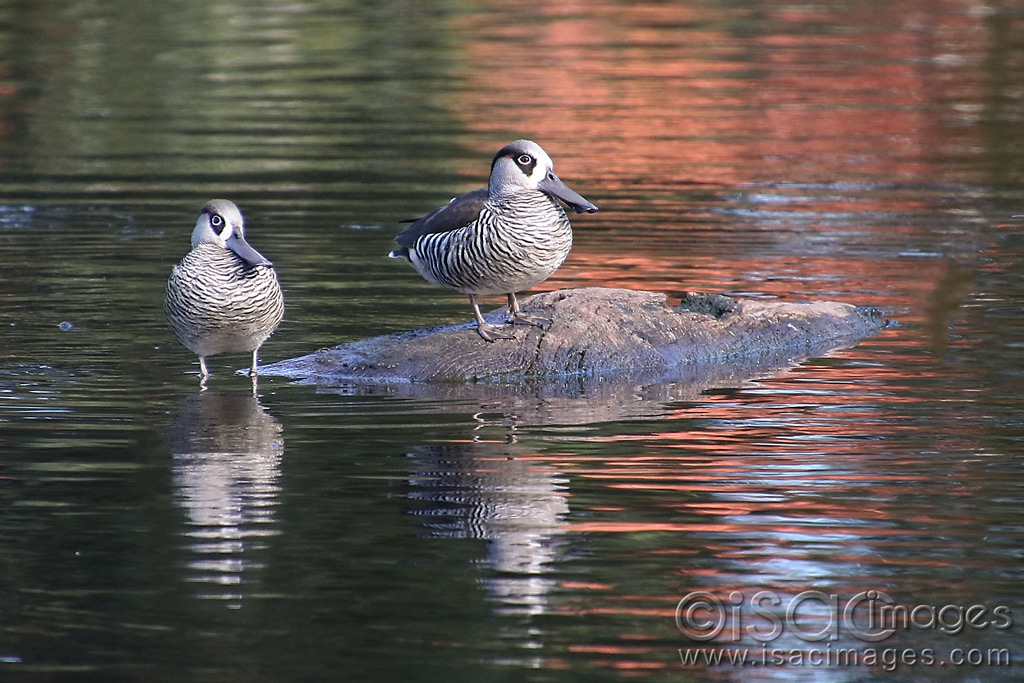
[260,287,886,385]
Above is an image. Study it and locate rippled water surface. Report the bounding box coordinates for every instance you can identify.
[2,1,1024,681]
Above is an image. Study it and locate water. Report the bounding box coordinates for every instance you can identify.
[1,0,1023,681]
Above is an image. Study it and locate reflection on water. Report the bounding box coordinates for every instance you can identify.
[452,0,1004,187]
[541,348,1024,678]
[167,390,284,603]
[407,442,570,618]
[922,260,975,359]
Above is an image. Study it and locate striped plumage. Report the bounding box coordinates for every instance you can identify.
[390,139,598,342]
[165,200,284,383]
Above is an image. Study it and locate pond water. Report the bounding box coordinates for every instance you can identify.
[2,0,1023,681]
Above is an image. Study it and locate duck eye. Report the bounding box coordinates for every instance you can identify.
[210,214,224,228]
[517,154,533,165]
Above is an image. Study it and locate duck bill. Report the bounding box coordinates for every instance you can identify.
[538,174,599,214]
[227,234,272,268]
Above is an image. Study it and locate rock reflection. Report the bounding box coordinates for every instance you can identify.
[406,443,570,616]
[167,390,284,603]
[312,350,835,426]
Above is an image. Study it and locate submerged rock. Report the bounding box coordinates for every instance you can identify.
[260,287,886,385]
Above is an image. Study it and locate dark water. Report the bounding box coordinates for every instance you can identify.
[2,0,1023,681]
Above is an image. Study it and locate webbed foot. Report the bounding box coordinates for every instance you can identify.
[506,293,551,329]
[476,322,517,342]
[508,311,551,328]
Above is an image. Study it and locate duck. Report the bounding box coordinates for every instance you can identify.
[389,139,598,342]
[165,199,284,383]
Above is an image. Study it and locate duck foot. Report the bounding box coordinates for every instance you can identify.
[476,322,517,342]
[469,293,516,342]
[508,312,551,328]
[506,292,550,328]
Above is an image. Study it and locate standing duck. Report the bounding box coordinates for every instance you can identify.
[165,200,284,383]
[389,139,598,341]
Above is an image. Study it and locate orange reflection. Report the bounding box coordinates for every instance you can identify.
[490,357,998,674]
[450,0,986,186]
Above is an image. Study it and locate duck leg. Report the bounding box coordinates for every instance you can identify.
[469,294,516,342]
[198,356,211,391]
[506,292,551,328]
[249,350,261,394]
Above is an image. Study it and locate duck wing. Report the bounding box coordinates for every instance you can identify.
[394,188,488,249]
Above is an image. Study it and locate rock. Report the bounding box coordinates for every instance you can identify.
[259,288,886,385]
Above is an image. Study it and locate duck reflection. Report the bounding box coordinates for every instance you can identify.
[167,389,284,603]
[375,356,835,620]
[406,442,570,616]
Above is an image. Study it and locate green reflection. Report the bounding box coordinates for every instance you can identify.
[0,0,467,202]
